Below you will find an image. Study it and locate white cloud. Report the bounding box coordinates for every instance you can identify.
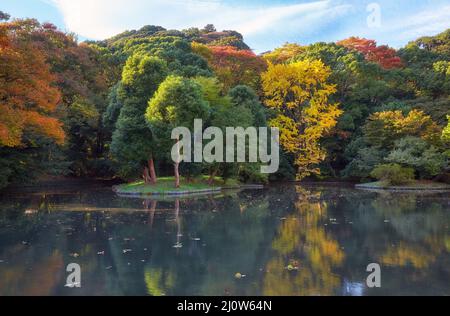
[48,0,353,51]
[390,5,450,42]
[345,4,450,48]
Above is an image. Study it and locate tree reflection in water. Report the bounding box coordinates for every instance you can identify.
[263,187,344,296]
[0,185,449,295]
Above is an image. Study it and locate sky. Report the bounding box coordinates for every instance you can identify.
[2,0,450,53]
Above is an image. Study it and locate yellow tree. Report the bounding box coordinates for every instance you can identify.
[263,187,344,295]
[261,60,342,179]
[263,43,304,64]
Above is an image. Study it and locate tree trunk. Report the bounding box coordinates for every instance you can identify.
[174,136,181,188]
[174,198,181,249]
[143,167,151,184]
[148,157,157,185]
[144,199,157,229]
[208,169,217,185]
[174,162,180,188]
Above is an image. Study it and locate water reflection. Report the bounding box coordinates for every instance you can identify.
[0,184,449,296]
[263,187,345,296]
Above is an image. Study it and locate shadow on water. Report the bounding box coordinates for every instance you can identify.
[0,182,449,295]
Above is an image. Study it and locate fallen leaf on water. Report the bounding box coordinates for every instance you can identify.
[69,253,80,258]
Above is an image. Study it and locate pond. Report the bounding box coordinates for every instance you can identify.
[0,182,449,296]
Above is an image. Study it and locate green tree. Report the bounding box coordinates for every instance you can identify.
[103,83,124,136]
[63,97,100,176]
[146,76,210,187]
[111,53,168,183]
[443,116,450,142]
[370,163,415,185]
[386,136,447,179]
[228,85,267,127]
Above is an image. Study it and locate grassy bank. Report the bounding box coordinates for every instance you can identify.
[114,176,240,195]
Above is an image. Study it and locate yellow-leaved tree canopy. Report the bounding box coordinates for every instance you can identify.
[262,60,342,179]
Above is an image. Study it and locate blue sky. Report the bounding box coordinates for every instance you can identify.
[2,0,450,53]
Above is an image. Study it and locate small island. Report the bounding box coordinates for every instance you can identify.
[356,180,450,191]
[354,163,450,191]
[113,176,246,196]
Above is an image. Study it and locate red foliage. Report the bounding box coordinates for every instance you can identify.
[338,37,403,69]
[203,45,267,92]
[0,20,64,147]
[0,18,111,147]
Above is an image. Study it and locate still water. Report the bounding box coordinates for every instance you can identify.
[0,182,449,296]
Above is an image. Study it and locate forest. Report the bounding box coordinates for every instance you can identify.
[1,12,449,189]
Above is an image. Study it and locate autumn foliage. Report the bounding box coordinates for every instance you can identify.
[338,37,403,69]
[0,15,449,188]
[262,60,342,179]
[192,43,267,92]
[0,20,64,147]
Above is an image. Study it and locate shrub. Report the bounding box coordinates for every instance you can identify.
[386,136,447,179]
[238,164,269,184]
[370,163,415,185]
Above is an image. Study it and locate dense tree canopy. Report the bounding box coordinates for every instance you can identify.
[193,43,267,92]
[146,75,210,187]
[337,37,403,69]
[0,20,64,147]
[0,13,449,189]
[110,53,168,182]
[262,60,342,179]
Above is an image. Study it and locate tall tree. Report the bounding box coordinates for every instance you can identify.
[0,18,66,187]
[262,60,342,179]
[0,20,64,148]
[146,76,210,188]
[111,53,168,183]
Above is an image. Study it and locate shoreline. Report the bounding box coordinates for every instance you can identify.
[355,181,450,192]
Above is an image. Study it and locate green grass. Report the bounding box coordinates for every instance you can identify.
[115,176,239,195]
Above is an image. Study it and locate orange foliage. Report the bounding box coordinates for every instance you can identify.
[193,43,267,92]
[338,37,403,69]
[0,20,64,147]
